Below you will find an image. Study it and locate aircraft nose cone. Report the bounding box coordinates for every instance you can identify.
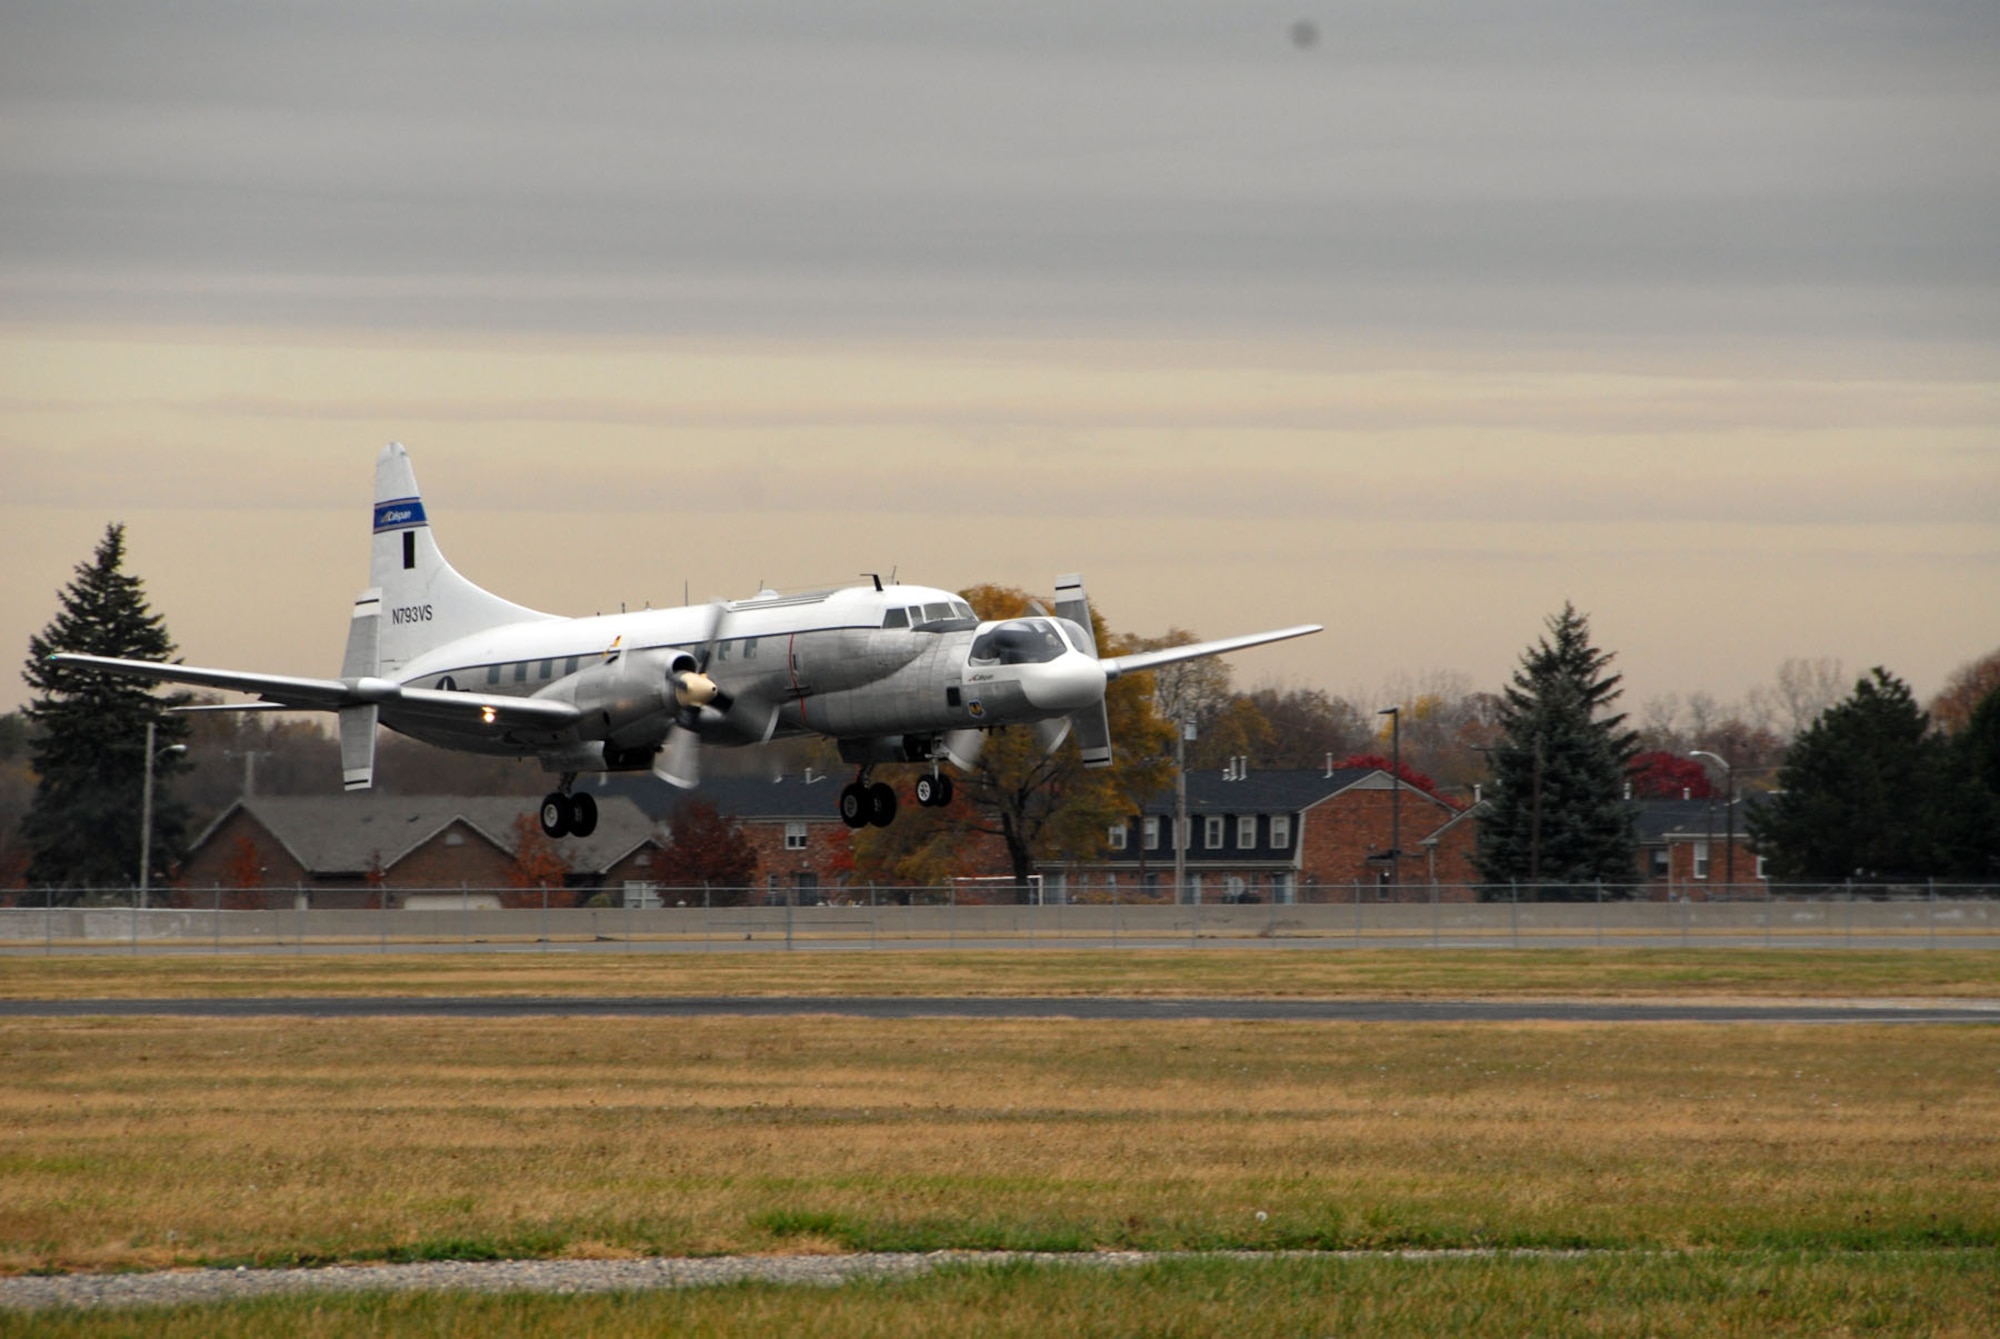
[1021,652,1107,712]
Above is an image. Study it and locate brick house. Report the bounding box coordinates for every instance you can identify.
[1635,796,1769,900]
[1045,766,1479,904]
[587,771,859,903]
[180,794,663,909]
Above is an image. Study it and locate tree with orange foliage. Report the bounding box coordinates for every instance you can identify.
[507,811,569,901]
[1930,648,2000,737]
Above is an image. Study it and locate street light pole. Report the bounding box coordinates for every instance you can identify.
[138,720,187,910]
[1690,750,1736,892]
[1173,719,1193,905]
[1378,706,1402,890]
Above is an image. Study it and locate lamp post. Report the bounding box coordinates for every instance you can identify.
[138,720,186,910]
[1690,749,1735,892]
[1173,719,1193,905]
[1378,705,1402,890]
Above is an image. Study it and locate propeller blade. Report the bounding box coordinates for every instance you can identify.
[1070,700,1113,769]
[697,598,728,670]
[1033,716,1072,756]
[655,725,701,789]
[942,729,985,771]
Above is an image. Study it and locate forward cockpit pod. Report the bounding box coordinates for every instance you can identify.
[966,617,1107,714]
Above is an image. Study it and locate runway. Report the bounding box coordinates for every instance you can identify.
[3,995,1996,1024]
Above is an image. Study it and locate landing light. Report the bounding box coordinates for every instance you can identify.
[481,706,497,724]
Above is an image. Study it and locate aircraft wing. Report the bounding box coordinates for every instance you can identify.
[45,653,581,730]
[1099,625,1324,681]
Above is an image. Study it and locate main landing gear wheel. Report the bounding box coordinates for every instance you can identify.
[868,781,898,827]
[839,783,870,829]
[914,773,953,807]
[539,792,572,838]
[567,791,598,838]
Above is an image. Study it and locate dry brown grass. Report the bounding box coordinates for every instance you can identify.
[2,947,1998,1001]
[1,1016,1995,1274]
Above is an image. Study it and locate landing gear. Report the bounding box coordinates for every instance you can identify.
[539,774,594,840]
[914,772,953,808]
[838,774,901,828]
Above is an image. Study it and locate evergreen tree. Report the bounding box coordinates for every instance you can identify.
[1938,685,2000,879]
[1748,668,1944,881]
[20,525,190,899]
[1474,603,1639,893]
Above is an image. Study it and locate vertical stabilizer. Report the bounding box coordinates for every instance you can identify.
[370,443,552,674]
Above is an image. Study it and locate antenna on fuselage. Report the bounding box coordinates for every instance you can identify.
[863,572,883,592]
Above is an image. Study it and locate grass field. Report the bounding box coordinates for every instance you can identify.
[3,951,1995,1332]
[2,946,1998,1000]
[7,1253,2000,1338]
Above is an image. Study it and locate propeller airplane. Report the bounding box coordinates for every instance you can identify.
[51,444,1323,839]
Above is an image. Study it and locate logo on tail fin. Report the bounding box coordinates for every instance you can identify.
[373,498,427,532]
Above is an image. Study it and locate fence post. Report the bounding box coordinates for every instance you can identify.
[379,885,386,955]
[1353,880,1361,949]
[950,881,957,946]
[45,888,52,956]
[1431,879,1439,950]
[1111,874,1118,950]
[1510,880,1519,949]
[541,884,548,953]
[131,885,139,954]
[1596,882,1604,948]
[1929,877,1937,951]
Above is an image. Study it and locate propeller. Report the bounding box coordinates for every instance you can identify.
[1053,573,1114,769]
[656,601,734,789]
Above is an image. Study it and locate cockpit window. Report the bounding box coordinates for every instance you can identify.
[922,602,951,624]
[882,606,910,629]
[952,601,975,621]
[968,618,1069,666]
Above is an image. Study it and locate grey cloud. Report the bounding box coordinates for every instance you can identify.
[3,1,1996,344]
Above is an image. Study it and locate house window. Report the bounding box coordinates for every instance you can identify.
[1237,815,1257,849]
[1274,871,1295,905]
[1693,840,1710,880]
[1107,823,1127,851]
[1650,848,1670,879]
[1755,854,1768,880]
[1143,816,1160,850]
[784,821,808,851]
[1271,815,1291,849]
[1204,816,1224,850]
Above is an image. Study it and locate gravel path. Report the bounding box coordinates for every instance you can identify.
[0,1250,1544,1311]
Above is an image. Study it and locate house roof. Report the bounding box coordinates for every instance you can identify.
[192,794,660,876]
[1634,795,1769,843]
[1134,767,1462,818]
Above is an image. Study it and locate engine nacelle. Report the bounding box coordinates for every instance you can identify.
[545,648,695,751]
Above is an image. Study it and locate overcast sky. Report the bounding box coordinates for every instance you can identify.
[3,0,1996,721]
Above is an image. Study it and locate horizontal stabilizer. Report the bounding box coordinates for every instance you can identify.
[1101,625,1323,680]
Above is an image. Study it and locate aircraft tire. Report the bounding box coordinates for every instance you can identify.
[539,793,572,839]
[934,774,954,806]
[568,792,599,838]
[914,774,941,807]
[839,783,870,829]
[868,781,898,827]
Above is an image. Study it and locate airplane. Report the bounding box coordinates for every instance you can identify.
[52,444,1322,839]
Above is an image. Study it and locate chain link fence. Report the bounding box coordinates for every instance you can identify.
[3,881,1998,953]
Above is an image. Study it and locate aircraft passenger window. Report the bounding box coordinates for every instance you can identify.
[882,607,909,629]
[716,641,730,662]
[564,656,580,676]
[967,619,1067,666]
[538,659,553,680]
[486,665,500,686]
[743,638,757,659]
[513,662,527,683]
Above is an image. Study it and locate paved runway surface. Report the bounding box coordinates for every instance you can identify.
[4,996,1996,1023]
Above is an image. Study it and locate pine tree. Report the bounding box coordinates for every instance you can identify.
[1750,668,1945,881]
[1474,603,1639,893]
[20,525,190,899]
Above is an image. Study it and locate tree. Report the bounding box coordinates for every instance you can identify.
[657,799,758,891]
[1933,683,2000,879]
[1748,668,1945,881]
[1628,750,1711,800]
[20,525,190,898]
[507,811,570,894]
[1929,648,2000,737]
[1474,604,1639,890]
[1330,753,1453,805]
